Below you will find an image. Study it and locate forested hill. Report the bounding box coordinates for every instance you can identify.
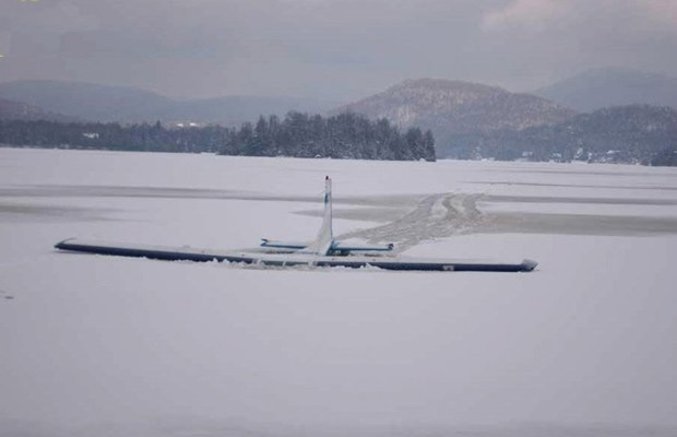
[443,105,677,165]
[0,112,436,162]
[334,78,576,146]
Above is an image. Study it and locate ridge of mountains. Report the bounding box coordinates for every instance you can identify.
[1,68,676,165]
[2,67,675,126]
[0,80,337,127]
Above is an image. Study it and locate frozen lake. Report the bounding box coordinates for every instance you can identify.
[1,148,677,436]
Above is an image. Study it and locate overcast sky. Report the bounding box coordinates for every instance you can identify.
[1,0,676,100]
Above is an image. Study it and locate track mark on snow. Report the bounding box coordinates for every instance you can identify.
[336,193,486,252]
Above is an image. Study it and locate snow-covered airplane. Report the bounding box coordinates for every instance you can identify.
[55,177,537,272]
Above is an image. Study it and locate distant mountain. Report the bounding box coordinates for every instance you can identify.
[0,97,76,122]
[333,78,576,152]
[458,105,677,164]
[0,80,339,126]
[0,81,171,123]
[535,68,677,112]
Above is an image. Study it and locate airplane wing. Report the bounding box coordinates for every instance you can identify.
[260,239,309,250]
[331,241,394,252]
[55,239,537,272]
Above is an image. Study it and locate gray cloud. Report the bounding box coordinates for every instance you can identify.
[0,0,676,100]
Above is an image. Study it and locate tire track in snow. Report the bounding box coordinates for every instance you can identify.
[336,193,485,252]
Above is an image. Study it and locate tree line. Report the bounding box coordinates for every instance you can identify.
[0,111,436,161]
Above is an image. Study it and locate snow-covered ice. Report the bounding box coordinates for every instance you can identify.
[1,148,677,436]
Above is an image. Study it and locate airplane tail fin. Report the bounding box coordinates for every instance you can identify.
[304,176,334,255]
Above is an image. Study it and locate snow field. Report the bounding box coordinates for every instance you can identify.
[1,148,677,436]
